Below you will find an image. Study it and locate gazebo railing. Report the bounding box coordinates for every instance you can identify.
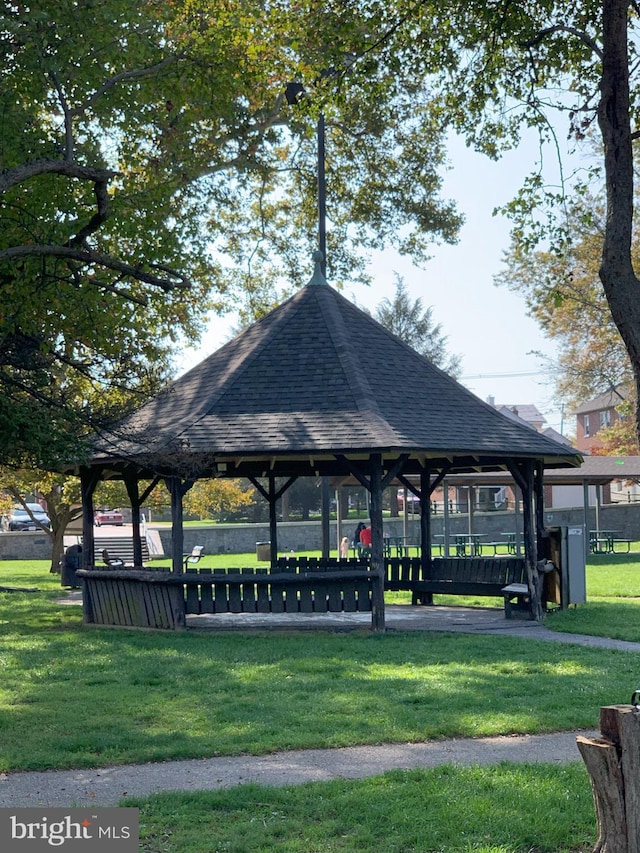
[76,554,530,631]
[385,555,528,608]
[78,558,375,630]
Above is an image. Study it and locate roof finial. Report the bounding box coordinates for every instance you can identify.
[307,250,327,286]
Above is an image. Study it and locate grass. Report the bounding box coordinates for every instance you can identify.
[546,552,640,641]
[0,555,631,852]
[0,560,638,774]
[131,763,595,853]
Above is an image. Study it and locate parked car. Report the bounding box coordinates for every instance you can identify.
[94,509,124,526]
[396,490,420,511]
[1,503,51,531]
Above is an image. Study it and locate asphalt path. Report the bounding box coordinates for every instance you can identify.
[0,729,599,808]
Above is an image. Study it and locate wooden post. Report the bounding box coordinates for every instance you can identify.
[165,476,193,573]
[321,476,331,558]
[509,459,544,621]
[268,473,279,565]
[124,472,143,567]
[577,705,640,853]
[79,466,99,569]
[534,461,546,555]
[369,454,385,632]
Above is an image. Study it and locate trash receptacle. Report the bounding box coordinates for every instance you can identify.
[61,543,82,588]
[256,541,271,561]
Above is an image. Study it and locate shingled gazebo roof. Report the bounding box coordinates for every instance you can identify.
[92,259,581,480]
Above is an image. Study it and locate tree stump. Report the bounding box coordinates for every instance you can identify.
[577,705,640,853]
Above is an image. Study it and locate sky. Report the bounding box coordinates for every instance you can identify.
[176,129,583,437]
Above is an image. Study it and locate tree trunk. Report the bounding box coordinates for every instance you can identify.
[577,705,640,853]
[50,531,64,574]
[598,0,640,441]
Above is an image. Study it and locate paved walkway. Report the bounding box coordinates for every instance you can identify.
[4,601,635,807]
[0,730,598,807]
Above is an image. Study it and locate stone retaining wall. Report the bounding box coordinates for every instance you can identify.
[154,503,640,557]
[0,532,52,561]
[2,501,639,561]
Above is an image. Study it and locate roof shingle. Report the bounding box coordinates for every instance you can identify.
[96,273,581,475]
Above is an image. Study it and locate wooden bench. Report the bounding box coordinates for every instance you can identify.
[78,558,375,629]
[385,556,530,618]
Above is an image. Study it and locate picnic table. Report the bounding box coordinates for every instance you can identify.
[502,532,520,554]
[589,530,620,554]
[457,533,485,556]
[434,533,485,557]
[384,536,417,557]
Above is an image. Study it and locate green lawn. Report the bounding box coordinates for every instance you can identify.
[1,555,636,852]
[132,763,594,853]
[545,551,640,641]
[0,559,638,775]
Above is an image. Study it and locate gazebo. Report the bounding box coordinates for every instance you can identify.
[74,255,581,628]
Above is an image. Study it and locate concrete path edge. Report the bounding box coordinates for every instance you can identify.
[0,730,599,807]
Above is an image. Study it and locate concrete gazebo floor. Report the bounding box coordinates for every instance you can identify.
[56,589,640,650]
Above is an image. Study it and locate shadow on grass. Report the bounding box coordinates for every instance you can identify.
[0,589,638,771]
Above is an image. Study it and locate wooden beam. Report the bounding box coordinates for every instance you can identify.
[381,454,410,489]
[164,476,194,573]
[79,466,100,571]
[508,459,543,621]
[124,472,143,567]
[369,454,385,632]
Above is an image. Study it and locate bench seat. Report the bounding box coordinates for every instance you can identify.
[385,556,530,617]
[501,582,530,619]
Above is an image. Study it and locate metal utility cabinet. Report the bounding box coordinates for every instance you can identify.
[545,526,586,608]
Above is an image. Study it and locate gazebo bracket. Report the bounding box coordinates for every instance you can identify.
[335,454,410,492]
[249,475,297,502]
[381,454,410,489]
[139,476,162,505]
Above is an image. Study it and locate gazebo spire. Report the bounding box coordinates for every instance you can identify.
[307,250,327,286]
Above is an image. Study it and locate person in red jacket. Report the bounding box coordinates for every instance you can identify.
[359,524,372,554]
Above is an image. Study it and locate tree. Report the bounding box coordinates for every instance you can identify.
[375,276,461,377]
[592,398,640,455]
[497,189,633,410]
[1,469,83,573]
[2,1,467,469]
[183,479,253,521]
[284,478,322,521]
[2,1,280,466]
[295,1,640,439]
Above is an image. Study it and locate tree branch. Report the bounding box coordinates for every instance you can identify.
[69,55,180,118]
[66,176,111,247]
[520,24,603,60]
[48,71,75,161]
[0,245,190,290]
[0,161,116,193]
